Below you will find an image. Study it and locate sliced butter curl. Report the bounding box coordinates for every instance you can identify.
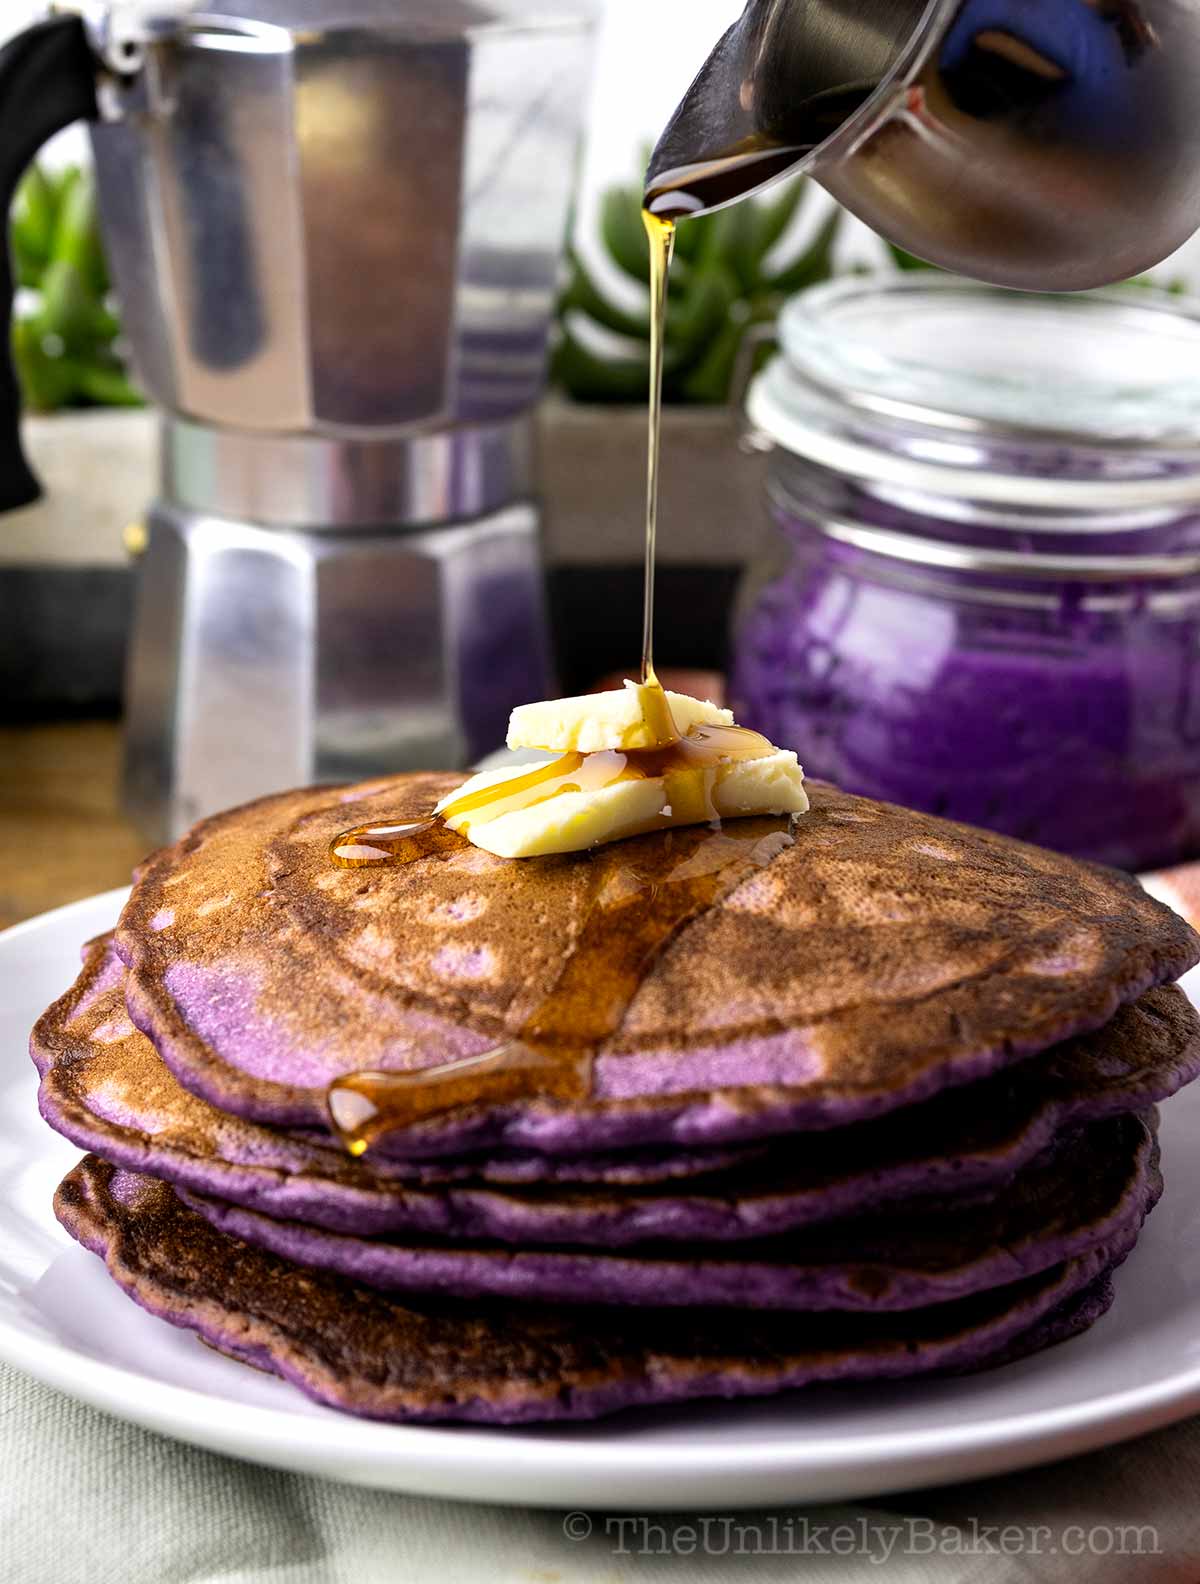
[508,680,732,754]
[437,750,808,859]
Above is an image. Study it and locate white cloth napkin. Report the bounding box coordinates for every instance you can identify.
[3,1361,1197,1584]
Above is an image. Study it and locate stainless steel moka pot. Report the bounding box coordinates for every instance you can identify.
[0,1,594,840]
[647,0,1200,290]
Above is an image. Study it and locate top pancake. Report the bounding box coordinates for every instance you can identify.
[33,938,1200,1245]
[115,774,1200,1154]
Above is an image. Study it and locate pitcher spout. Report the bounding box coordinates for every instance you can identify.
[644,0,932,219]
[646,0,1200,291]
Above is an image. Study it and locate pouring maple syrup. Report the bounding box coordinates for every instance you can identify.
[325,194,796,1154]
[330,207,724,876]
[641,207,674,688]
[329,194,774,875]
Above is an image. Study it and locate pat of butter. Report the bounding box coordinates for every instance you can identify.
[439,750,806,858]
[508,680,732,754]
[439,687,808,859]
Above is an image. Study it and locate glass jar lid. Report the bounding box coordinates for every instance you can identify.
[748,275,1200,512]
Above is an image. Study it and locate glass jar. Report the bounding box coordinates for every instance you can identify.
[732,276,1200,872]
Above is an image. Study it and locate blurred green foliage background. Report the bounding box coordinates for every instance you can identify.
[554,172,843,405]
[11,157,1176,417]
[9,163,142,413]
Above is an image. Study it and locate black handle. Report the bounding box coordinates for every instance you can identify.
[0,15,98,512]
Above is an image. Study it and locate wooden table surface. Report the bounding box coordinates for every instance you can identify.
[0,722,148,932]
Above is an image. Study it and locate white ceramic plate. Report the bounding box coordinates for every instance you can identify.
[3,887,1200,1510]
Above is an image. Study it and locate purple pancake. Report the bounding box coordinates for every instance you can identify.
[56,1155,1128,1426]
[34,940,763,1188]
[113,776,1200,1157]
[180,1112,1160,1312]
[35,939,1198,1245]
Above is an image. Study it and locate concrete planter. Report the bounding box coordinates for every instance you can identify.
[16,409,157,558]
[1,401,763,714]
[537,398,767,573]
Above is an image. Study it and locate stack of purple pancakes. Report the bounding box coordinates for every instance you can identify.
[31,775,1200,1425]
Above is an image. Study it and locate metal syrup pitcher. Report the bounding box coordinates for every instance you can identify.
[646,0,1200,291]
[0,2,595,840]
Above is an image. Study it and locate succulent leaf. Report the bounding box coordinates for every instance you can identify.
[886,241,933,272]
[10,160,140,411]
[601,187,653,284]
[556,163,844,406]
[698,204,762,295]
[54,167,109,297]
[764,205,844,295]
[665,262,741,360]
[755,177,808,263]
[560,254,654,341]
[679,317,747,405]
[12,165,58,271]
[552,330,651,404]
[74,363,145,407]
[12,319,77,412]
[34,260,98,349]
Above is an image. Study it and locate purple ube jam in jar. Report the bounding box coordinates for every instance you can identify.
[732,276,1200,871]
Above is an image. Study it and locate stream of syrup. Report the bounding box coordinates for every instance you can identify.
[331,208,692,881]
[324,200,790,1154]
[641,208,674,688]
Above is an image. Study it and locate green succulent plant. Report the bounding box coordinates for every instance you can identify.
[9,162,142,413]
[553,168,843,405]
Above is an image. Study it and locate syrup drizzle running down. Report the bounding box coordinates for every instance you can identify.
[327,819,794,1154]
[325,699,785,1154]
[323,200,791,1154]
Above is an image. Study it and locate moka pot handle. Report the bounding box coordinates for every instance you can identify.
[0,14,98,512]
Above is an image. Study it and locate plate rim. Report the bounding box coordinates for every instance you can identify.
[3,887,1200,1507]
